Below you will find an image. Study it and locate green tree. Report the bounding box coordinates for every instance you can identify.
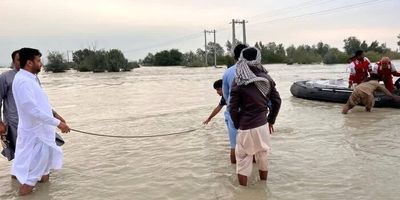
[285,45,296,64]
[397,34,400,48]
[323,48,348,64]
[196,48,206,65]
[364,51,381,62]
[91,50,108,72]
[207,42,224,57]
[206,42,226,66]
[343,36,361,55]
[72,49,94,64]
[169,49,183,65]
[368,41,390,54]
[153,50,170,66]
[368,40,379,52]
[152,49,183,66]
[257,42,286,64]
[286,45,321,64]
[297,45,321,64]
[73,49,96,72]
[107,49,128,72]
[225,40,232,53]
[142,53,155,66]
[360,41,368,52]
[77,55,94,72]
[45,51,68,73]
[182,51,204,67]
[217,54,235,67]
[383,50,400,60]
[196,48,205,56]
[124,61,139,71]
[315,42,330,58]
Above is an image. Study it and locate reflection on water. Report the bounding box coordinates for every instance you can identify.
[0,61,400,200]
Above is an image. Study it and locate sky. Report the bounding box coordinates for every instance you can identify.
[1,0,399,65]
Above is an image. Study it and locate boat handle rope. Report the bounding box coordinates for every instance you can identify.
[70,127,202,139]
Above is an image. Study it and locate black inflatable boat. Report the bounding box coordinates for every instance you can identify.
[290,79,400,108]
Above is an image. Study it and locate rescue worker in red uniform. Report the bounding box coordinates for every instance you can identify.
[371,57,400,93]
[348,50,372,88]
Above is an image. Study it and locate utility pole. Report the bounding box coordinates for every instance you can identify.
[66,50,74,63]
[204,30,217,67]
[242,20,247,45]
[204,30,208,66]
[213,30,217,68]
[231,19,236,50]
[230,19,248,50]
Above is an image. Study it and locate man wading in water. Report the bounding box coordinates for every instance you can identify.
[1,50,21,161]
[12,48,70,195]
[230,47,281,186]
[222,44,248,164]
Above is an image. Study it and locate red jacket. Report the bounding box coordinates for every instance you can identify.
[349,58,371,85]
[374,61,400,92]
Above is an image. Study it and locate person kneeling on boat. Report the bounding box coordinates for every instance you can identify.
[371,57,400,93]
[342,74,400,114]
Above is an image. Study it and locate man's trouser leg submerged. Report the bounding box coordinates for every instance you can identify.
[235,124,270,186]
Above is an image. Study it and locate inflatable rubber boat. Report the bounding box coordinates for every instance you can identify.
[290,79,400,108]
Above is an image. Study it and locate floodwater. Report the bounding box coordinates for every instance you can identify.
[0,61,399,200]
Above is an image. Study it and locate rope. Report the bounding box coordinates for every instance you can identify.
[70,127,202,139]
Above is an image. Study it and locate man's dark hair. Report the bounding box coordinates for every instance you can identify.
[19,48,42,68]
[233,44,248,61]
[213,79,223,89]
[242,48,257,61]
[349,50,364,62]
[355,50,364,57]
[11,50,19,62]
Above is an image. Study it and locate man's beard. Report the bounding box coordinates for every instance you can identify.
[34,67,41,74]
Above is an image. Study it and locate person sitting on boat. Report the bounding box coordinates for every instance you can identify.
[371,57,400,93]
[203,79,226,125]
[342,74,400,114]
[348,50,372,88]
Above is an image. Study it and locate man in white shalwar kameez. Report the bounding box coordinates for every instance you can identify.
[11,48,70,195]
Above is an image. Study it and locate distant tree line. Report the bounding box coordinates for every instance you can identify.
[140,35,400,67]
[140,42,234,67]
[45,48,139,73]
[398,34,400,47]
[44,35,400,71]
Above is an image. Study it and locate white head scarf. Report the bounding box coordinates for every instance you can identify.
[235,47,270,97]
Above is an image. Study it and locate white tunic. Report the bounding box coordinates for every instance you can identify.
[371,62,397,74]
[11,69,62,186]
[348,57,372,75]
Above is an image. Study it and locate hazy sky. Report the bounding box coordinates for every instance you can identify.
[1,0,399,65]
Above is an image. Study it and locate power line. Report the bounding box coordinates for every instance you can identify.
[120,1,340,54]
[122,1,333,54]
[248,0,335,21]
[123,0,392,57]
[250,0,390,26]
[211,0,336,34]
[122,32,203,54]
